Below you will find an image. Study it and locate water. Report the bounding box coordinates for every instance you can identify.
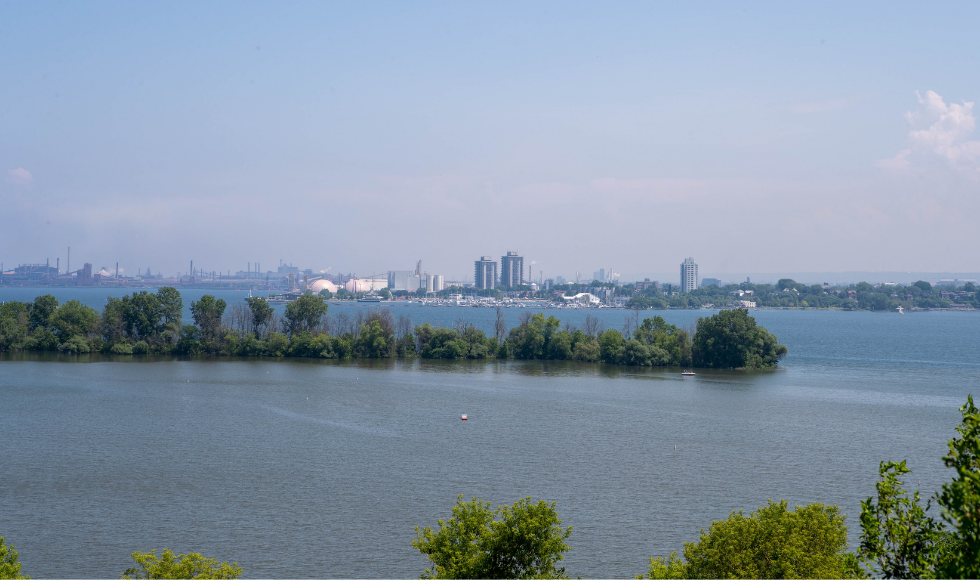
[1,289,979,577]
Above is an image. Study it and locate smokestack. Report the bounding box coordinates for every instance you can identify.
[116,262,119,278]
[57,258,60,273]
[190,260,194,281]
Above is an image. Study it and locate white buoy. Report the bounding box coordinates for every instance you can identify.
[461,414,468,421]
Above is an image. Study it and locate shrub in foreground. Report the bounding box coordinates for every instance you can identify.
[414,496,572,579]
[122,549,242,579]
[640,500,861,579]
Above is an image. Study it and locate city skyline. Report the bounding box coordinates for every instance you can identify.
[3,3,980,277]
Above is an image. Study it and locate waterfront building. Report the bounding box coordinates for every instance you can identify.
[388,270,422,291]
[500,251,524,287]
[680,258,698,293]
[635,278,658,291]
[474,256,497,290]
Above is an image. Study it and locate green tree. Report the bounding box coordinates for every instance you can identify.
[0,536,28,579]
[645,500,859,579]
[113,291,164,341]
[29,294,58,331]
[0,317,27,351]
[415,323,468,359]
[507,313,560,360]
[156,287,183,329]
[935,395,980,578]
[50,299,99,341]
[356,318,394,358]
[190,295,227,342]
[122,549,242,579]
[245,297,274,338]
[856,395,979,578]
[283,294,327,336]
[598,329,625,363]
[637,552,688,580]
[913,280,932,293]
[413,496,572,579]
[692,309,787,369]
[858,461,947,578]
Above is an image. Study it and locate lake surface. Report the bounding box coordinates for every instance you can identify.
[1,290,979,577]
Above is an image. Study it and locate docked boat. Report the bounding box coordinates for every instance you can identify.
[681,371,696,376]
[358,296,383,303]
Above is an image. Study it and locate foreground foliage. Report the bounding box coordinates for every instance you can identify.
[413,496,572,579]
[858,395,980,578]
[122,549,242,579]
[639,500,860,579]
[0,537,28,580]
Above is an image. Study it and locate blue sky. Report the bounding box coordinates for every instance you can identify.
[2,1,979,281]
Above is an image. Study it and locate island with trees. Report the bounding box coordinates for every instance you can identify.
[0,289,786,369]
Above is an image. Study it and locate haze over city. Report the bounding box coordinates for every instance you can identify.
[3,2,980,280]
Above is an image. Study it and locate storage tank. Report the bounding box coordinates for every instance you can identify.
[310,279,338,294]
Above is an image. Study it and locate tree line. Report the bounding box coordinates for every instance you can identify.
[2,396,977,579]
[624,279,978,311]
[0,290,787,369]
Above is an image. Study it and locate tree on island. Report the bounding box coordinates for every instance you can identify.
[283,293,327,336]
[245,296,274,338]
[190,295,227,343]
[692,309,787,369]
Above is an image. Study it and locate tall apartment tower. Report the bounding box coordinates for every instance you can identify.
[500,251,524,287]
[680,257,698,293]
[474,256,498,290]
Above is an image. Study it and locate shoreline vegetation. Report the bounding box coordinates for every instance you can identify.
[0,289,787,369]
[2,397,977,579]
[4,277,977,313]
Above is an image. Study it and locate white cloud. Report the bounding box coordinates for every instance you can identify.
[7,167,33,186]
[878,90,980,175]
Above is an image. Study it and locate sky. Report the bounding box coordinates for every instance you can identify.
[2,1,979,282]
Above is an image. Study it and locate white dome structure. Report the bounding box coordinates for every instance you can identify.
[310,279,338,294]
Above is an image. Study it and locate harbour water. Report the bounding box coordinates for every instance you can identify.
[1,289,978,577]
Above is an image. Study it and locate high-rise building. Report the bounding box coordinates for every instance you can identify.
[593,268,605,283]
[680,258,698,293]
[474,256,497,290]
[500,251,524,287]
